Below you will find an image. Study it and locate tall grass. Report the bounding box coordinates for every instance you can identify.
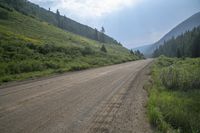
[148,56,200,133]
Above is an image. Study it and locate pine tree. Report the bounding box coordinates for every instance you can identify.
[101,45,107,53]
[176,48,181,58]
[100,27,105,43]
[191,33,200,57]
[56,9,61,28]
[101,27,105,33]
[94,28,99,41]
[130,49,134,55]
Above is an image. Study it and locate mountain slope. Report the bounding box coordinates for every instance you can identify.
[134,11,200,57]
[0,6,138,84]
[0,0,120,44]
[154,11,200,47]
[153,26,200,57]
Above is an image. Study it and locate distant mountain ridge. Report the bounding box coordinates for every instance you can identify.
[132,44,155,57]
[0,0,120,45]
[154,11,200,47]
[134,11,200,57]
[153,26,200,58]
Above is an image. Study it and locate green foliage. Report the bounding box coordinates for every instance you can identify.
[160,62,200,91]
[0,6,141,84]
[134,50,145,59]
[191,32,200,57]
[0,3,13,12]
[130,49,134,55]
[155,55,176,67]
[81,46,95,56]
[101,45,107,53]
[153,26,200,58]
[148,56,200,133]
[0,0,119,44]
[0,9,9,19]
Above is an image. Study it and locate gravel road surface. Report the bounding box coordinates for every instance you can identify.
[0,59,153,133]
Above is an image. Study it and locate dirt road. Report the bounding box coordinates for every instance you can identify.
[0,59,153,133]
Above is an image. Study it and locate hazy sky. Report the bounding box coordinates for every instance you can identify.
[29,0,200,48]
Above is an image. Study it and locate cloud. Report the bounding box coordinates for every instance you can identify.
[30,0,141,18]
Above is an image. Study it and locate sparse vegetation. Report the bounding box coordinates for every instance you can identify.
[147,56,200,133]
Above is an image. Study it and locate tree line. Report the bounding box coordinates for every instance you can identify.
[130,49,144,59]
[0,0,121,45]
[153,26,200,58]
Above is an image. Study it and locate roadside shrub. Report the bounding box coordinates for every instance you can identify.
[6,62,20,74]
[0,63,6,76]
[157,55,176,67]
[30,61,46,71]
[45,61,61,69]
[6,61,46,74]
[160,62,200,91]
[81,46,95,56]
[160,66,182,90]
[69,62,90,71]
[1,76,13,82]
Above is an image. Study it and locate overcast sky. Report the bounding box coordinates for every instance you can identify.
[29,0,200,48]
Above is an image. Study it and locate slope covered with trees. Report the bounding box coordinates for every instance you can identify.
[0,0,120,44]
[135,12,200,57]
[153,26,200,58]
[0,5,139,84]
[153,12,200,47]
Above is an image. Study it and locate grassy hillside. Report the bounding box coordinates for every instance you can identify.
[0,7,138,84]
[0,0,120,44]
[147,56,200,133]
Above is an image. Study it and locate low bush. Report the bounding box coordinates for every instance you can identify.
[0,10,8,19]
[5,61,46,74]
[160,59,200,91]
[81,46,95,56]
[69,63,90,71]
